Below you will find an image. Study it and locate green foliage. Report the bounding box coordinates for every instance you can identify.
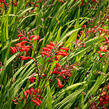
[0,0,109,109]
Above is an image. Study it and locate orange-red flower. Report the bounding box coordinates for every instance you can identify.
[32,99,40,106]
[19,37,27,41]
[20,46,32,54]
[50,42,56,47]
[46,44,53,49]
[17,34,24,37]
[15,41,28,48]
[100,46,108,52]
[29,77,36,83]
[30,35,39,43]
[10,47,17,53]
[40,51,50,57]
[97,51,102,57]
[59,47,69,52]
[42,47,52,53]
[56,51,69,57]
[19,56,33,60]
[56,78,64,88]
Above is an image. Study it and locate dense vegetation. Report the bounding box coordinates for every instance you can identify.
[0,0,109,109]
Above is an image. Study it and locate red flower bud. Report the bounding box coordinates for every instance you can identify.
[19,37,27,41]
[42,47,52,53]
[34,98,42,104]
[104,29,108,34]
[24,91,27,100]
[100,46,108,52]
[82,25,86,29]
[26,90,31,96]
[59,47,69,52]
[32,100,40,106]
[56,63,61,68]
[56,51,69,57]
[46,44,53,49]
[36,95,43,99]
[88,28,92,33]
[19,56,33,60]
[30,35,39,43]
[92,0,96,2]
[17,34,24,37]
[10,47,17,53]
[56,78,64,88]
[41,51,50,57]
[50,42,56,47]
[97,51,102,57]
[29,77,36,83]
[104,36,108,41]
[107,85,109,90]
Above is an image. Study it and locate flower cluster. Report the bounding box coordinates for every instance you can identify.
[12,87,42,106]
[0,0,18,8]
[26,1,41,7]
[41,42,69,61]
[52,64,75,88]
[89,84,109,108]
[41,42,73,88]
[10,32,39,60]
[74,0,96,5]
[11,32,71,107]
[97,36,109,58]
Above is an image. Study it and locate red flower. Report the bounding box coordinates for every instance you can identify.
[81,0,84,5]
[52,70,60,75]
[15,41,28,48]
[104,29,108,34]
[12,1,18,7]
[80,31,83,35]
[19,56,33,60]
[94,26,97,29]
[0,0,5,3]
[98,27,103,32]
[92,0,96,2]
[104,36,108,41]
[55,56,60,61]
[41,51,50,57]
[30,88,37,95]
[35,5,39,7]
[59,47,69,52]
[36,95,43,99]
[26,90,31,96]
[56,78,64,88]
[88,28,92,33]
[19,37,27,41]
[17,34,24,37]
[30,35,39,43]
[100,46,108,52]
[42,47,52,53]
[82,25,86,29]
[56,51,69,57]
[56,63,61,68]
[20,46,32,54]
[107,85,109,90]
[59,0,64,3]
[97,51,102,57]
[46,44,53,49]
[50,42,56,47]
[21,41,28,45]
[10,47,17,53]
[29,77,36,83]
[24,91,27,100]
[32,100,40,106]
[34,98,41,104]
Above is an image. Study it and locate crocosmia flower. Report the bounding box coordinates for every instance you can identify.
[56,78,64,88]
